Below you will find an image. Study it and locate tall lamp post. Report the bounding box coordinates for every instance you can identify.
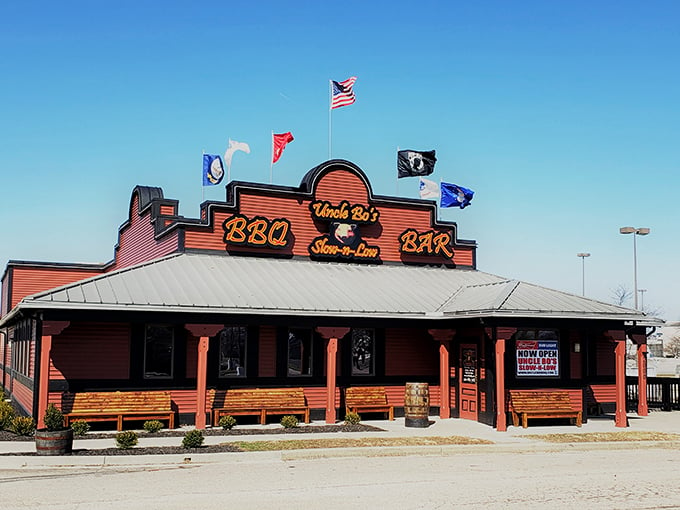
[576,252,590,296]
[638,289,647,311]
[619,226,650,309]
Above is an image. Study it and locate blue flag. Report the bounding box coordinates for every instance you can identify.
[203,154,225,186]
[440,182,474,209]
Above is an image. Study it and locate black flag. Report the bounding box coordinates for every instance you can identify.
[397,149,436,178]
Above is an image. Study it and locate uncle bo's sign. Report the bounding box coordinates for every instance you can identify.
[516,340,559,377]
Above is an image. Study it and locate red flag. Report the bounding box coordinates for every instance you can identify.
[272,132,294,163]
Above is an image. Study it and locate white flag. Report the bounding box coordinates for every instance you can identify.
[419,177,440,200]
[224,139,251,169]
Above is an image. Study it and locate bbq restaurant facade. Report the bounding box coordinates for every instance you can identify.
[0,160,660,430]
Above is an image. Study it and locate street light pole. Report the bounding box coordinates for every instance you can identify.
[638,289,647,311]
[619,227,650,310]
[576,253,590,296]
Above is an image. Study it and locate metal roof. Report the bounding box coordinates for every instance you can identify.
[1,252,662,325]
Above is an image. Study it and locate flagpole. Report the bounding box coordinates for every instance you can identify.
[201,150,205,203]
[270,131,274,184]
[328,80,332,160]
[395,146,400,196]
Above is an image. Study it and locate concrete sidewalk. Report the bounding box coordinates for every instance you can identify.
[1,411,678,468]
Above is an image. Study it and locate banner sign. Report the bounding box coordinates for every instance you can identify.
[516,340,559,377]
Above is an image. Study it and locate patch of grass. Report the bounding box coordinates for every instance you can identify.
[229,435,493,452]
[524,431,680,443]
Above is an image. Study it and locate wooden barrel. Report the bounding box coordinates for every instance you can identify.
[404,382,430,428]
[35,428,74,456]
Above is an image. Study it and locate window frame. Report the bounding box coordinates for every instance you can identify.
[350,328,375,376]
[287,328,313,377]
[217,326,248,378]
[143,324,175,380]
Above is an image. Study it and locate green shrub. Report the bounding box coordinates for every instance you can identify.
[218,415,237,430]
[70,420,90,436]
[182,429,205,449]
[43,404,65,431]
[11,416,36,436]
[115,431,138,449]
[0,401,16,430]
[143,420,164,433]
[280,415,299,429]
[344,411,361,425]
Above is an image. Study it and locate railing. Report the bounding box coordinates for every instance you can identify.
[627,377,680,411]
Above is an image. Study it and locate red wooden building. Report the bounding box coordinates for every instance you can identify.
[0,160,660,430]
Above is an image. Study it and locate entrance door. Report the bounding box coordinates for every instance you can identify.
[459,344,478,421]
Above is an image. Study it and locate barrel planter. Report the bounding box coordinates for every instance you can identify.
[35,428,74,456]
[404,382,430,428]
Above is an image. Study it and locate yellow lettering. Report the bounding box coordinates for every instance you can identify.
[223,216,247,244]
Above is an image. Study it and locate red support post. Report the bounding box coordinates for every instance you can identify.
[326,337,338,424]
[185,324,223,430]
[37,321,69,429]
[316,327,350,424]
[495,337,506,432]
[438,341,451,419]
[615,339,628,427]
[195,336,209,429]
[37,334,52,430]
[637,343,648,416]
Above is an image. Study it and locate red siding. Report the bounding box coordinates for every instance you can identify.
[170,389,200,415]
[304,386,339,408]
[596,336,615,376]
[385,328,438,376]
[258,326,277,377]
[184,168,475,266]
[378,385,442,408]
[1,273,9,317]
[11,377,33,415]
[50,323,130,380]
[109,195,179,271]
[9,266,102,310]
[160,205,176,216]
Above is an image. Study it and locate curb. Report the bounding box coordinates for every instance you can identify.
[2,440,680,469]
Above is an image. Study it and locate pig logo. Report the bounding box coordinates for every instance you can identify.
[330,222,360,248]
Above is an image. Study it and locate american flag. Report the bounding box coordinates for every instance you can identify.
[331,76,357,109]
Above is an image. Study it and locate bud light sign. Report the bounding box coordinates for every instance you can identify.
[516,340,559,377]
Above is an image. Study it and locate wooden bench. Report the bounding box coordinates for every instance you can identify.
[211,388,310,426]
[345,386,394,420]
[508,390,582,428]
[62,391,175,431]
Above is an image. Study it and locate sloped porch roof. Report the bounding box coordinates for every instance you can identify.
[1,252,662,326]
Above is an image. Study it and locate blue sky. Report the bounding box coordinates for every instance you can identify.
[1,1,678,320]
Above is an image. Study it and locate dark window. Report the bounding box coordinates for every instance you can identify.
[288,328,312,377]
[218,326,247,377]
[351,328,375,376]
[144,325,174,379]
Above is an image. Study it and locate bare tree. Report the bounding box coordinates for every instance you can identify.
[611,284,633,307]
[664,336,680,358]
[641,303,663,318]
